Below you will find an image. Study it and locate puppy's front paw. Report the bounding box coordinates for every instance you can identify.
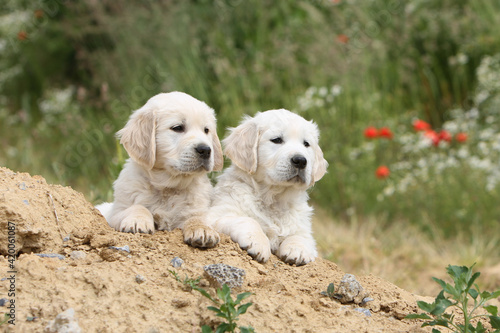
[183,224,220,248]
[278,239,316,266]
[237,232,271,263]
[119,216,155,234]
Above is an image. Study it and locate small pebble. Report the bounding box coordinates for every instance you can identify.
[63,235,71,242]
[19,182,26,190]
[170,257,183,268]
[361,297,374,305]
[135,274,146,284]
[109,245,130,253]
[35,253,65,260]
[0,298,7,306]
[22,200,29,205]
[354,307,371,317]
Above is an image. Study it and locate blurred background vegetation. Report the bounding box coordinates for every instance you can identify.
[1,0,499,293]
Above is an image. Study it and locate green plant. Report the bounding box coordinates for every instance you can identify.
[169,270,254,333]
[406,264,500,333]
[0,313,10,325]
[320,282,339,300]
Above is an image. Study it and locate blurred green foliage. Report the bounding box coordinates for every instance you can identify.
[1,0,500,237]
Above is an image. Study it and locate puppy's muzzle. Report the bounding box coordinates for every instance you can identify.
[291,155,307,170]
[195,144,211,160]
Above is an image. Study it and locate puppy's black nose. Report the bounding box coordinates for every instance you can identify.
[291,155,307,169]
[195,144,211,159]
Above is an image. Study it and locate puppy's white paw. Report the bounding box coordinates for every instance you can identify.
[278,239,316,266]
[236,232,271,263]
[119,216,155,234]
[183,224,220,248]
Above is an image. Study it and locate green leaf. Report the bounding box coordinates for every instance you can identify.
[490,290,500,299]
[433,277,447,290]
[476,321,486,333]
[202,325,214,333]
[431,329,442,333]
[215,322,234,333]
[443,283,459,298]
[405,313,433,320]
[431,298,453,316]
[237,302,253,315]
[484,305,498,316]
[490,315,500,329]
[467,272,481,290]
[468,288,479,300]
[227,303,237,318]
[207,306,223,315]
[235,292,252,305]
[417,301,434,313]
[446,265,468,280]
[195,286,215,302]
[239,326,255,333]
[327,283,335,296]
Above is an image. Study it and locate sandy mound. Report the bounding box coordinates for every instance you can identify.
[0,167,434,332]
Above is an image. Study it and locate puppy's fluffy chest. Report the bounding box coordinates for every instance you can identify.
[148,180,211,230]
[215,168,312,232]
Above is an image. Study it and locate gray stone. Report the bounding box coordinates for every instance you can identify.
[354,307,371,317]
[35,253,65,260]
[44,308,81,333]
[109,245,130,253]
[135,274,146,284]
[204,263,245,289]
[170,256,184,268]
[335,273,370,304]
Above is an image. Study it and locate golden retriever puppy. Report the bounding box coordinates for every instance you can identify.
[97,92,223,248]
[208,109,328,265]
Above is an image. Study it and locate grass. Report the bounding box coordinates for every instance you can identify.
[313,209,500,297]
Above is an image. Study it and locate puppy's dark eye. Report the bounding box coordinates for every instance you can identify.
[204,127,209,134]
[271,137,283,144]
[171,125,184,133]
[304,140,310,147]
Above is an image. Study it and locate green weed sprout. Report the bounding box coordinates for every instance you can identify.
[169,270,254,333]
[0,313,10,326]
[406,264,500,333]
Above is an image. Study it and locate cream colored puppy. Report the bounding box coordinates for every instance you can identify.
[97,92,223,248]
[208,109,328,265]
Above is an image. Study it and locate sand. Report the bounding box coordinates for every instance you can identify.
[0,166,448,332]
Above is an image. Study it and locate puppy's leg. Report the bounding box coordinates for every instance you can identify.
[109,204,155,234]
[277,234,317,266]
[183,216,220,248]
[216,217,271,263]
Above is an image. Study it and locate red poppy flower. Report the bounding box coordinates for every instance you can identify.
[438,130,452,143]
[364,126,378,139]
[375,166,390,179]
[424,130,440,146]
[337,34,349,44]
[378,127,393,139]
[34,9,44,19]
[413,119,431,132]
[17,31,28,41]
[456,132,468,143]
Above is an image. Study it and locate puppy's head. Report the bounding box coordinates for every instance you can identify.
[223,109,328,188]
[118,92,223,175]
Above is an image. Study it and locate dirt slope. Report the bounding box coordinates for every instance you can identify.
[0,167,434,332]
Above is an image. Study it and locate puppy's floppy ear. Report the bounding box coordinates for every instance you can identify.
[117,104,157,170]
[223,117,259,174]
[211,129,224,172]
[312,144,328,184]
